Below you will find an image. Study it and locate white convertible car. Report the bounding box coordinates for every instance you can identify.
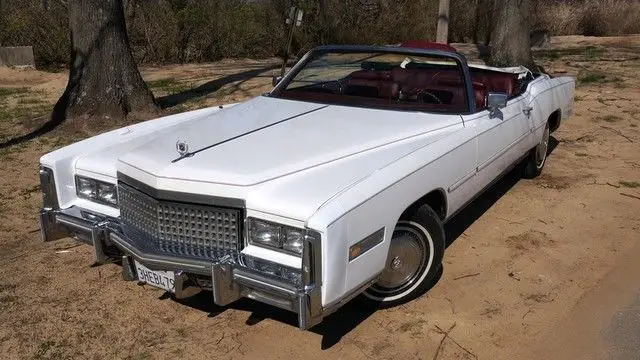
[39,43,574,329]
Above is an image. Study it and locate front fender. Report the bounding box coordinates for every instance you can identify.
[312,121,476,306]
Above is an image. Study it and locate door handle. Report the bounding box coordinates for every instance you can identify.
[523,106,534,118]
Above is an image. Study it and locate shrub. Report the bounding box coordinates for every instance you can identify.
[1,0,639,67]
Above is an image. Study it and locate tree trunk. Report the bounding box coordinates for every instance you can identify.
[318,0,330,44]
[436,0,450,44]
[54,0,157,122]
[489,0,534,68]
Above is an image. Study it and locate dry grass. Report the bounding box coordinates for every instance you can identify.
[579,0,640,36]
[533,0,640,36]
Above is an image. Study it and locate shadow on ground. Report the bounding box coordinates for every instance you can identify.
[0,113,61,150]
[167,137,560,349]
[0,63,282,150]
[157,63,281,108]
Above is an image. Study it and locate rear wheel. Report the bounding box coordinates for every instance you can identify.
[523,122,550,179]
[363,205,445,306]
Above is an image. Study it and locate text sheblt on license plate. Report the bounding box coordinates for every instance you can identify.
[134,261,175,293]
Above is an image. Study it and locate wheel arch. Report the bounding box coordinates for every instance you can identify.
[399,188,448,222]
[548,109,561,133]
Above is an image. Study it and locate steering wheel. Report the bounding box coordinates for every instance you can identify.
[320,79,344,94]
[417,89,443,104]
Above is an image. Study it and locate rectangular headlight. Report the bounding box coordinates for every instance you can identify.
[75,175,118,207]
[242,256,302,286]
[247,218,306,256]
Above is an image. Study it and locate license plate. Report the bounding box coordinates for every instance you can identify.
[134,261,175,293]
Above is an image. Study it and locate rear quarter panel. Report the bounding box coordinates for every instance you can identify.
[528,75,575,138]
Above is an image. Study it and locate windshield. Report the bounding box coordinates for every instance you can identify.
[272,50,469,113]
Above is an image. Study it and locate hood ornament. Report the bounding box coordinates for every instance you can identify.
[176,140,189,156]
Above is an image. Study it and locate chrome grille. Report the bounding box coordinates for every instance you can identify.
[118,183,241,260]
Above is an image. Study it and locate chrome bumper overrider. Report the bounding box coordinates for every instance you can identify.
[39,206,324,330]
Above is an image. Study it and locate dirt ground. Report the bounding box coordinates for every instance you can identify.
[0,35,639,360]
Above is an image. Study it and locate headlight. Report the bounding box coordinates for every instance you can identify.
[242,256,302,286]
[75,175,118,207]
[247,218,307,256]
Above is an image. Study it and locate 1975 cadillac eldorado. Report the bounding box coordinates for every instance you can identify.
[39,43,574,329]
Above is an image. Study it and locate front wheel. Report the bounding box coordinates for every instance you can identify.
[523,122,550,179]
[363,205,445,307]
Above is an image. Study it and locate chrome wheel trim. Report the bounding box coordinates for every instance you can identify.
[365,221,434,302]
[535,124,550,169]
[373,226,426,293]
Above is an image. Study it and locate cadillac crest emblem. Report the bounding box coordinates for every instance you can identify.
[176,140,189,156]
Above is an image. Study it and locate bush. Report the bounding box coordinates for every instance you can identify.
[0,0,69,67]
[0,0,638,67]
[579,0,640,36]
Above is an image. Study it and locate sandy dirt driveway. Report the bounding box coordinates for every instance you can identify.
[0,36,639,360]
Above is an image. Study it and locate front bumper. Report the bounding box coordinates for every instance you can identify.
[39,206,324,330]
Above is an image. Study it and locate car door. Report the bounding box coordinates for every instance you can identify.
[461,96,530,192]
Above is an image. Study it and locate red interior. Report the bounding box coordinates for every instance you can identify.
[282,67,520,113]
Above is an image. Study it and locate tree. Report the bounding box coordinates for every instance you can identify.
[489,0,535,68]
[54,0,157,123]
[436,0,450,44]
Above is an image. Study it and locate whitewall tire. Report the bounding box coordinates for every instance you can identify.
[363,205,445,306]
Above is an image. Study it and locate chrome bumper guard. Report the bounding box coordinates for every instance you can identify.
[39,206,324,330]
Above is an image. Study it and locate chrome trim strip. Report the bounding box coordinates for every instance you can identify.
[109,232,212,275]
[233,270,298,297]
[474,113,520,137]
[322,276,379,317]
[39,166,59,210]
[477,130,531,172]
[300,229,323,329]
[247,289,296,312]
[117,172,245,208]
[448,170,476,193]
[444,150,530,223]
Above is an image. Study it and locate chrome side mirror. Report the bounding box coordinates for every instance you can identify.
[272,75,283,87]
[487,92,508,118]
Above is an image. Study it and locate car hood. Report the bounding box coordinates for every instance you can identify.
[75,96,461,219]
[114,97,456,186]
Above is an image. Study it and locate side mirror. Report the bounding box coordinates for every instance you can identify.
[487,92,508,118]
[272,75,283,87]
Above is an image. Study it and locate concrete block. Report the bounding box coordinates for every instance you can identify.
[0,46,36,68]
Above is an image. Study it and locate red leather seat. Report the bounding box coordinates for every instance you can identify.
[470,71,518,96]
[434,76,487,109]
[345,71,399,99]
[472,82,487,109]
[344,68,511,110]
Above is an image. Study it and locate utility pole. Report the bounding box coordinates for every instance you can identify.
[280,6,304,77]
[436,0,450,44]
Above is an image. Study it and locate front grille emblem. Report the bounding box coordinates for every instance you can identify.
[176,140,189,156]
